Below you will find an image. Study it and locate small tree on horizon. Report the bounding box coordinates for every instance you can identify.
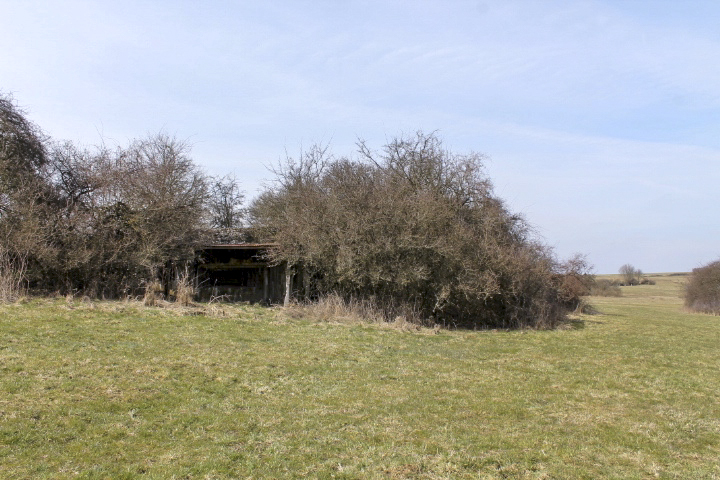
[619,264,643,285]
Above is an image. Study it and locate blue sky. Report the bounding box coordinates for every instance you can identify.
[2,0,718,273]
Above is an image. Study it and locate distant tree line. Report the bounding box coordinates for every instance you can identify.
[2,92,594,328]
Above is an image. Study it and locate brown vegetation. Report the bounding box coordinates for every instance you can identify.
[556,253,595,308]
[251,132,587,329]
[685,260,720,315]
[3,94,591,328]
[0,92,241,300]
[590,279,623,297]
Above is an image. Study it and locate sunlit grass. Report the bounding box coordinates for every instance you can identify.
[1,277,719,478]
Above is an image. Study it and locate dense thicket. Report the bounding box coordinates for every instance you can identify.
[251,132,587,328]
[3,94,590,327]
[0,93,240,299]
[685,260,720,315]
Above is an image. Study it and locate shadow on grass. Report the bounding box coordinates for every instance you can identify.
[566,318,586,330]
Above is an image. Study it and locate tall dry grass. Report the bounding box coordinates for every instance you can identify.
[174,269,196,306]
[286,293,432,330]
[0,249,27,303]
[143,280,164,307]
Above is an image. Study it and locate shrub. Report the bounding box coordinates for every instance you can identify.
[2,95,214,299]
[556,254,595,310]
[251,132,579,329]
[685,260,720,315]
[590,279,622,297]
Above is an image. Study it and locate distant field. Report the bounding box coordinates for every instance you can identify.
[2,274,719,478]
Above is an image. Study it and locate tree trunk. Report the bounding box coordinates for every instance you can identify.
[284,265,293,307]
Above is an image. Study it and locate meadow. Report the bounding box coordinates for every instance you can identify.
[1,274,719,479]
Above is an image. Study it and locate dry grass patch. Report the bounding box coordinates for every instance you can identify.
[284,293,437,333]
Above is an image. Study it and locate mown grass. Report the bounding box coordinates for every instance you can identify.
[1,275,719,479]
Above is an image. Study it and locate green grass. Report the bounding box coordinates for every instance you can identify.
[1,277,720,479]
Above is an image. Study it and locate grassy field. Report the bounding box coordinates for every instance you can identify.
[1,274,719,479]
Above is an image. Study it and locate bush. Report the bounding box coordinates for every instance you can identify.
[685,260,720,315]
[251,132,580,329]
[590,279,622,297]
[1,94,213,298]
[555,253,595,310]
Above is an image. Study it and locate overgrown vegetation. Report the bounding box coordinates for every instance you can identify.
[685,259,720,315]
[251,133,591,329]
[0,92,242,299]
[590,278,623,297]
[3,94,593,328]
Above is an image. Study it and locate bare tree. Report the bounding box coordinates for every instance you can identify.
[619,264,641,285]
[208,174,245,228]
[117,134,209,278]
